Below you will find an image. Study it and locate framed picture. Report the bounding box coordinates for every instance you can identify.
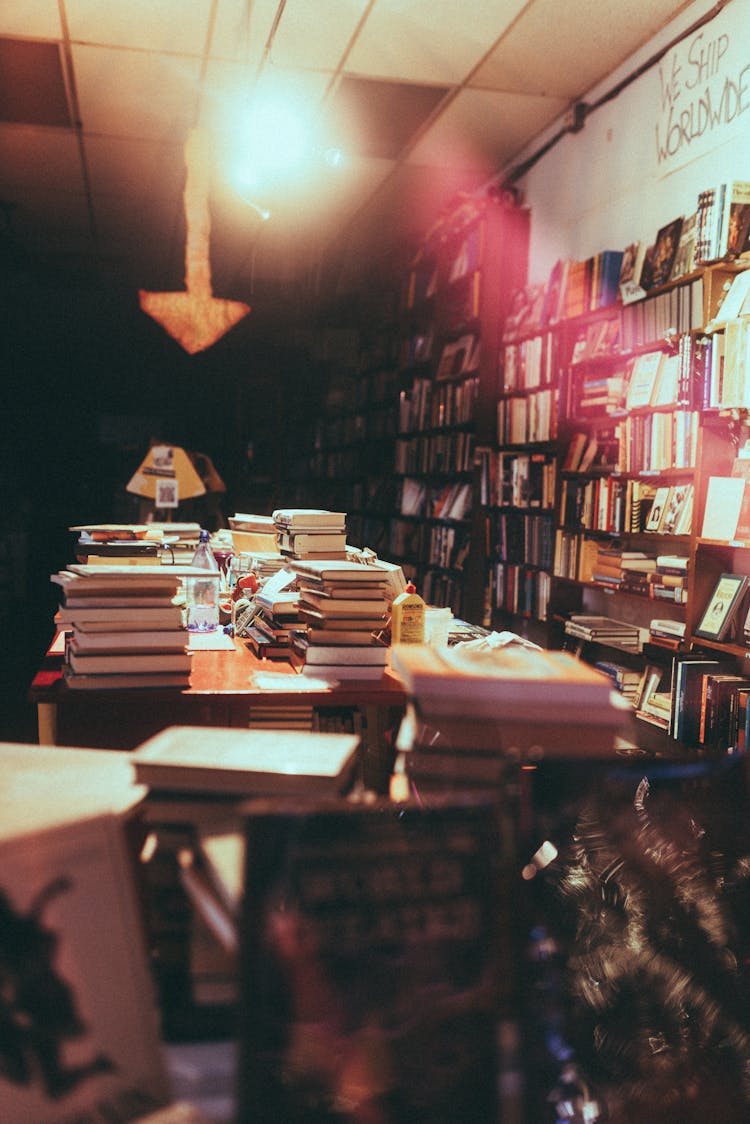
[695,573,748,641]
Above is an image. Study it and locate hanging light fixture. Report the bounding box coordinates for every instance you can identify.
[139,128,251,354]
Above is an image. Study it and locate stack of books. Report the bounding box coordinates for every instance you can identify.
[51,564,193,689]
[645,553,690,604]
[290,559,390,680]
[390,642,630,784]
[649,618,687,648]
[563,614,643,651]
[248,570,301,659]
[590,546,658,591]
[272,508,348,561]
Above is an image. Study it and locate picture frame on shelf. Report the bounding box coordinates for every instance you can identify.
[695,572,748,642]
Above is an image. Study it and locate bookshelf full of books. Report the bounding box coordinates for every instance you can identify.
[558,265,749,747]
[493,212,750,750]
[392,192,529,619]
[286,296,401,559]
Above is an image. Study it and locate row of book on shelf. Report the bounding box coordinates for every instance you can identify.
[560,615,750,752]
[562,409,699,476]
[497,386,558,445]
[503,179,750,342]
[513,326,739,422]
[559,478,694,538]
[398,373,479,432]
[494,451,557,509]
[636,653,750,753]
[394,430,475,474]
[489,563,552,622]
[493,511,555,571]
[388,517,471,573]
[399,477,472,520]
[553,526,690,589]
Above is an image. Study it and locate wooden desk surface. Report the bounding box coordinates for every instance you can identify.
[29,634,406,753]
[31,634,405,703]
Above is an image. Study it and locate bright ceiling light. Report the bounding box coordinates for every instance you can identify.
[233,91,317,193]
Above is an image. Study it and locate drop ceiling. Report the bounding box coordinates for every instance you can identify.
[0,0,694,312]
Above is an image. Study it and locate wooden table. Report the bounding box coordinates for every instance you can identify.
[29,636,406,790]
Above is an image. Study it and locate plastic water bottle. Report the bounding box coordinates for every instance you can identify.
[185,529,220,632]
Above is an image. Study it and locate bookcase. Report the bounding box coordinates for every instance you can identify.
[288,307,401,555]
[487,255,750,748]
[392,194,529,618]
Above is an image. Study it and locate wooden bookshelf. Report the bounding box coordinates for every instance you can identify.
[395,195,530,617]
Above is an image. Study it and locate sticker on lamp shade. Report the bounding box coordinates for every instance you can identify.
[156,477,179,509]
[151,445,174,473]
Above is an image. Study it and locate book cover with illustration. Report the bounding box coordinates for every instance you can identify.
[238,799,508,1123]
[0,809,168,1122]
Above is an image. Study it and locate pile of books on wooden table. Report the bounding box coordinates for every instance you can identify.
[51,563,196,690]
[272,507,348,560]
[290,558,390,680]
[391,637,630,791]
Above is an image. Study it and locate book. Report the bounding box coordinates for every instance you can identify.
[277,531,348,554]
[237,799,506,1123]
[731,457,750,541]
[562,432,588,472]
[294,640,388,665]
[272,509,347,531]
[300,663,386,680]
[650,352,680,407]
[67,649,192,674]
[0,743,169,1119]
[660,483,693,535]
[719,179,750,256]
[671,656,724,744]
[60,593,180,608]
[700,673,750,749]
[70,627,187,652]
[669,211,697,281]
[391,643,623,728]
[298,609,388,631]
[700,477,745,539]
[644,486,673,532]
[62,667,190,690]
[131,725,361,796]
[55,606,184,628]
[302,627,383,645]
[650,216,683,287]
[626,351,664,409]
[255,590,301,617]
[299,592,387,617]
[289,559,390,584]
[619,241,649,303]
[710,266,750,323]
[296,580,389,600]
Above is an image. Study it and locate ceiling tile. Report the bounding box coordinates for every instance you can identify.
[471,0,693,98]
[209,0,278,66]
[330,76,450,159]
[258,0,370,72]
[0,1,62,39]
[0,38,71,126]
[408,88,568,174]
[73,43,202,141]
[84,134,184,200]
[0,124,84,191]
[65,0,213,55]
[346,0,528,85]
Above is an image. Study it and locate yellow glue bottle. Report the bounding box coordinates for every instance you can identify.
[391,582,425,644]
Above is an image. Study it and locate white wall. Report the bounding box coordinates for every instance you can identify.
[511,0,750,283]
